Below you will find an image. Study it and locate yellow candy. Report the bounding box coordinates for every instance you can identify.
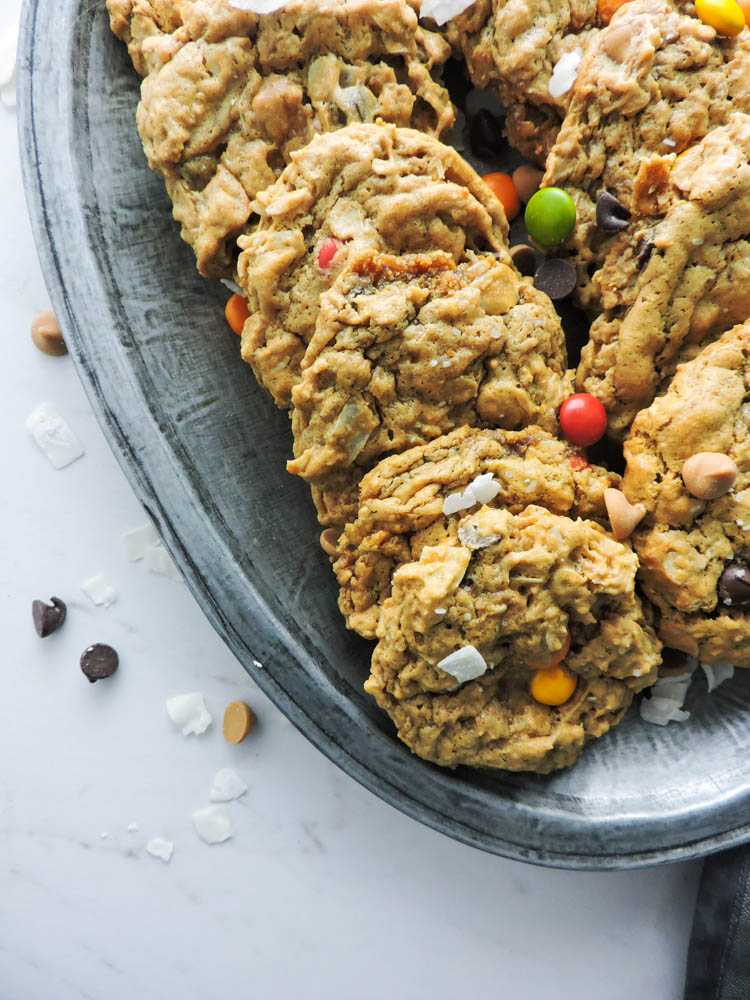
[530,665,577,706]
[695,0,746,35]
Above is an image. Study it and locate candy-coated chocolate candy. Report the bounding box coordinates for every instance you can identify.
[482,171,520,221]
[695,0,746,34]
[225,293,249,334]
[524,187,577,247]
[317,237,341,270]
[559,393,607,446]
[530,664,577,706]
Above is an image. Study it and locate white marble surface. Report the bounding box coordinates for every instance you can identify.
[2,7,702,997]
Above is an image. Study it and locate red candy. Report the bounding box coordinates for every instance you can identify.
[568,454,590,471]
[317,237,341,270]
[559,393,607,446]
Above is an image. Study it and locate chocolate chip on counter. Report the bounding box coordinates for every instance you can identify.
[469,109,506,161]
[595,191,631,233]
[30,311,67,357]
[718,563,750,607]
[80,643,119,683]
[636,237,654,267]
[32,597,67,637]
[534,257,577,300]
[511,243,537,277]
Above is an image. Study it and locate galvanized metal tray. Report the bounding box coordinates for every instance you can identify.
[18,0,750,868]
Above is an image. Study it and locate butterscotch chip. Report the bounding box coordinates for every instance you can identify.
[31,311,67,357]
[222,700,255,744]
[681,453,738,500]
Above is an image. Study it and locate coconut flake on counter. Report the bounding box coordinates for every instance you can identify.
[192,805,233,845]
[210,768,248,802]
[640,696,691,727]
[702,661,735,692]
[144,543,183,582]
[81,573,117,607]
[548,48,583,99]
[26,401,85,469]
[639,663,696,726]
[442,473,500,515]
[166,692,212,736]
[0,21,18,110]
[146,837,174,863]
[418,0,475,25]
[121,522,160,562]
[437,645,488,686]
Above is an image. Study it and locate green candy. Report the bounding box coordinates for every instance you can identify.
[524,187,577,247]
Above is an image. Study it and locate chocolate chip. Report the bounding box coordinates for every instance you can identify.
[636,238,654,267]
[534,258,577,300]
[80,643,119,683]
[32,597,67,638]
[469,109,506,161]
[595,191,631,233]
[511,243,537,277]
[718,563,750,607]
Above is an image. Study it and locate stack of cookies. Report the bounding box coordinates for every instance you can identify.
[109,0,750,773]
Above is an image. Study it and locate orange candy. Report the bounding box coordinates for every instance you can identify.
[527,632,571,670]
[481,172,521,222]
[225,293,249,335]
[598,0,632,24]
[530,664,578,706]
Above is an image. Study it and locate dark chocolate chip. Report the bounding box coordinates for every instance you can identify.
[511,243,536,277]
[636,238,654,267]
[718,563,750,607]
[534,258,577,300]
[469,109,506,161]
[32,597,67,638]
[80,643,119,683]
[595,191,631,233]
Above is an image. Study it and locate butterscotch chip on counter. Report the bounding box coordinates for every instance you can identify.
[578,112,750,437]
[367,503,661,772]
[236,123,511,408]
[334,424,621,639]
[223,700,255,744]
[622,321,750,665]
[107,0,454,277]
[288,249,571,524]
[30,311,67,356]
[543,0,750,312]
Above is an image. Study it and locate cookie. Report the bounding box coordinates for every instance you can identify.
[288,249,571,512]
[109,0,454,276]
[578,112,750,438]
[542,0,750,310]
[443,0,601,164]
[236,123,511,408]
[367,503,661,771]
[622,321,750,666]
[333,424,621,638]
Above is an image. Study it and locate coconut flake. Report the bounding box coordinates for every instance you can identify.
[209,768,248,802]
[121,523,160,562]
[220,277,243,295]
[26,402,85,469]
[227,0,284,10]
[437,644,488,686]
[471,473,500,504]
[192,805,232,845]
[81,573,117,607]
[442,487,476,515]
[144,543,183,582]
[640,696,691,726]
[702,661,735,693]
[166,692,212,736]
[548,48,583,99]
[418,0,474,25]
[146,837,174,863]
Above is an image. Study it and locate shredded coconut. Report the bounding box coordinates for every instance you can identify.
[146,837,174,863]
[548,48,583,99]
[228,0,285,11]
[437,645,488,686]
[26,402,85,469]
[701,661,735,693]
[166,692,212,736]
[121,522,160,562]
[81,573,117,607]
[418,0,474,25]
[192,805,232,845]
[209,768,248,802]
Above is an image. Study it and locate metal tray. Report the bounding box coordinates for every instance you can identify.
[18,0,750,868]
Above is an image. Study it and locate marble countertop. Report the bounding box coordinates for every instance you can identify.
[2,6,701,996]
